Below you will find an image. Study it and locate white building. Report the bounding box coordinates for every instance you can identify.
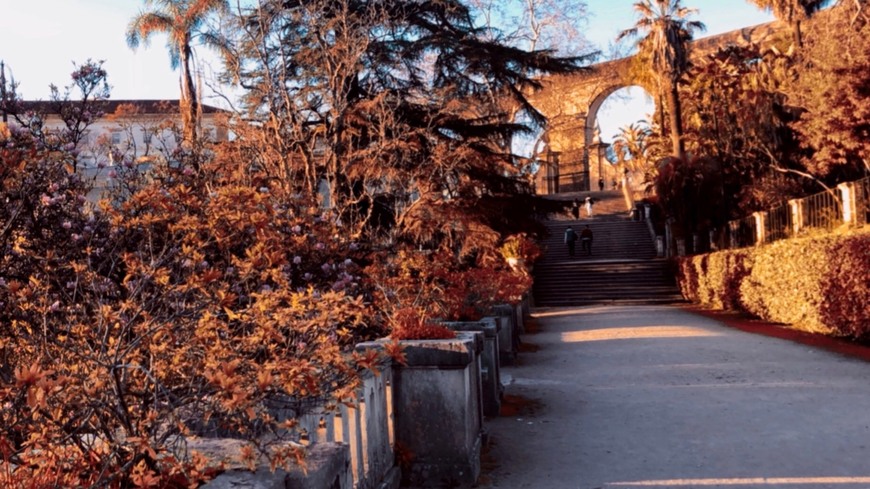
[9,99,230,199]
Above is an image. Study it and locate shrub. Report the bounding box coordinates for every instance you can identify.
[366,247,533,325]
[0,135,387,486]
[676,229,870,339]
[389,307,456,341]
[818,234,870,340]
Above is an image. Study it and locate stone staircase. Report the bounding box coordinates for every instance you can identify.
[532,191,684,307]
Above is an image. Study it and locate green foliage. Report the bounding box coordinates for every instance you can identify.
[654,155,725,235]
[617,0,705,158]
[677,249,755,310]
[789,3,870,178]
[677,229,870,339]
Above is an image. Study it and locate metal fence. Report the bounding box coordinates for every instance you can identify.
[803,188,843,231]
[727,215,758,249]
[766,204,792,243]
[713,177,869,252]
[546,171,589,193]
[857,175,870,224]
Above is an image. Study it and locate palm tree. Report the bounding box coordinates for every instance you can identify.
[126,0,227,147]
[617,0,705,160]
[746,0,830,48]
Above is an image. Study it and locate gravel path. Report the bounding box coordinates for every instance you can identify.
[480,305,870,489]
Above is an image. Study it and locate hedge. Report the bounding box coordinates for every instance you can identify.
[676,229,870,340]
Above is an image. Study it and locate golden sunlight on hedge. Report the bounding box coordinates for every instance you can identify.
[677,229,870,340]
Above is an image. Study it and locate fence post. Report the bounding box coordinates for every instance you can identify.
[728,220,739,249]
[839,182,856,225]
[789,199,803,235]
[753,212,766,245]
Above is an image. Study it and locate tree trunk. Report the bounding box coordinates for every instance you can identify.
[793,19,803,49]
[666,81,684,160]
[180,46,199,148]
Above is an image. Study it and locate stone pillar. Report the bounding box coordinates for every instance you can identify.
[753,211,766,245]
[358,333,484,488]
[839,182,856,225]
[442,319,502,418]
[789,199,804,235]
[728,220,740,249]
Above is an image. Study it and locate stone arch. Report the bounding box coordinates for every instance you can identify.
[527,20,784,194]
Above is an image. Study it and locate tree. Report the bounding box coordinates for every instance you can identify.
[789,1,870,177]
[611,120,663,190]
[220,0,585,254]
[617,0,705,160]
[746,0,831,48]
[126,0,228,148]
[680,44,813,214]
[0,59,110,172]
[467,0,594,56]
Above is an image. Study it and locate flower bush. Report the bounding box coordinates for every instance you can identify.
[0,119,536,484]
[0,129,392,486]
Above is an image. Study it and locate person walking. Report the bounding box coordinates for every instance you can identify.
[570,198,580,220]
[584,195,594,217]
[564,226,577,257]
[598,178,604,191]
[580,225,593,255]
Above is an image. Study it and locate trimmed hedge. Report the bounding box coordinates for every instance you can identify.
[677,229,870,340]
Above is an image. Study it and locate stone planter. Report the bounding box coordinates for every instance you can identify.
[491,304,518,365]
[440,319,502,417]
[357,332,484,488]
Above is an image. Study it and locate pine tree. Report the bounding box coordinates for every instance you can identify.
[220,0,591,254]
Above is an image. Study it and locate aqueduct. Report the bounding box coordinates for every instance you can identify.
[528,20,786,194]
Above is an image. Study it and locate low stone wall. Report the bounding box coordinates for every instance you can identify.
[194,303,535,488]
[199,363,400,489]
[199,441,351,489]
[492,304,518,365]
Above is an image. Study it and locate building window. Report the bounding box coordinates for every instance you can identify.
[142,131,152,144]
[111,131,122,145]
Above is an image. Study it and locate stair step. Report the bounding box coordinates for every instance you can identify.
[533,213,680,307]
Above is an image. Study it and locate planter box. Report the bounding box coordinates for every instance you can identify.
[440,319,502,417]
[357,332,484,488]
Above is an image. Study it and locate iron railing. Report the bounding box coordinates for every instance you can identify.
[857,175,870,224]
[804,188,843,231]
[766,204,792,243]
[546,171,590,193]
[727,215,757,249]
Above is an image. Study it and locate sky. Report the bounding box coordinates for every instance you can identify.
[0,0,774,141]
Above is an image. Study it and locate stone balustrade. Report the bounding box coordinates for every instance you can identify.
[198,297,533,488]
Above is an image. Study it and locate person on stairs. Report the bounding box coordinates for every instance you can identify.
[584,195,594,217]
[564,226,577,257]
[580,225,593,255]
[570,198,580,220]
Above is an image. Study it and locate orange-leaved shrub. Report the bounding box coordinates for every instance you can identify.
[677,229,870,339]
[0,130,390,486]
[389,307,456,341]
[366,247,533,326]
